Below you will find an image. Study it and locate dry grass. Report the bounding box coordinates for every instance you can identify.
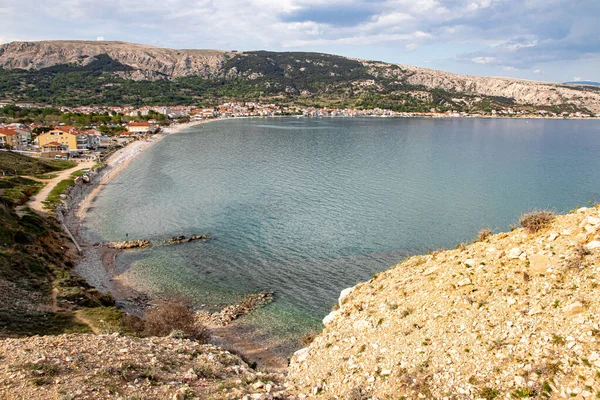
[567,244,590,269]
[143,294,208,342]
[476,228,492,242]
[519,210,555,234]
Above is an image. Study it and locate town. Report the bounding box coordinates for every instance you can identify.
[1,101,598,161]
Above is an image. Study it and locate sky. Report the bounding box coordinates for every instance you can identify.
[0,0,598,83]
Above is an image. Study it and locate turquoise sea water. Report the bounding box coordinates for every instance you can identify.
[81,117,600,352]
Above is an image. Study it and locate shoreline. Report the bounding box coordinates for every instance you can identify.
[75,120,205,220]
[68,120,206,316]
[65,118,290,370]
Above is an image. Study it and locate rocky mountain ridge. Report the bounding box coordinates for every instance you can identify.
[1,40,600,112]
[0,40,226,79]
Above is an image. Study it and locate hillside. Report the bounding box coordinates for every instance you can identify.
[0,334,286,399]
[0,170,114,337]
[1,40,599,113]
[287,206,600,399]
[0,151,74,175]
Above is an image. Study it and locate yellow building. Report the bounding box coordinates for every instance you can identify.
[37,126,79,152]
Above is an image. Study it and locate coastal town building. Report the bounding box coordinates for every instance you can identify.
[126,121,157,134]
[0,128,24,149]
[41,141,67,153]
[36,127,79,152]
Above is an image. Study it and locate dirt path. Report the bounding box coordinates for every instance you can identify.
[73,310,101,334]
[26,161,95,214]
[50,288,59,313]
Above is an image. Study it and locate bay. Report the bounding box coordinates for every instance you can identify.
[81,117,600,351]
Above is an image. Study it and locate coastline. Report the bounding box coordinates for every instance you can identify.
[75,120,204,220]
[65,118,290,370]
[68,120,205,315]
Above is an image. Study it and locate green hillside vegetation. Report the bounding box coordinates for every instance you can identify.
[0,154,115,337]
[0,200,114,337]
[1,52,592,114]
[0,152,75,175]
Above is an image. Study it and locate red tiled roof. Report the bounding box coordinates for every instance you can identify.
[127,122,150,127]
[53,126,79,135]
[0,128,19,135]
[43,141,63,147]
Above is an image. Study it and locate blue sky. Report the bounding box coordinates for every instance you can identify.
[0,0,598,83]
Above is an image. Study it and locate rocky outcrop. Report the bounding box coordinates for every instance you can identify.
[411,69,600,113]
[106,239,149,249]
[287,205,600,399]
[197,292,274,327]
[0,41,227,80]
[167,234,211,245]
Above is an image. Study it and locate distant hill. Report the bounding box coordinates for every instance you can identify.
[564,81,600,86]
[1,40,600,113]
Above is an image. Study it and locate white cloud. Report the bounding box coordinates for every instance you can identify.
[533,69,542,74]
[573,76,582,81]
[0,0,598,82]
[472,56,496,64]
[96,36,105,41]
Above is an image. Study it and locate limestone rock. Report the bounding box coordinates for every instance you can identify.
[585,241,600,251]
[563,301,585,315]
[528,253,551,274]
[338,286,355,307]
[508,247,522,259]
[423,265,440,275]
[323,311,339,325]
[457,277,472,287]
[587,216,600,225]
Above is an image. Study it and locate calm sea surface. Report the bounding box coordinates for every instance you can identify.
[81,117,600,351]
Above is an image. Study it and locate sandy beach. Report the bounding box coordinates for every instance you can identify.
[75,120,204,220]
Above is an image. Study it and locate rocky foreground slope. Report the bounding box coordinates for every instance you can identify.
[287,206,600,399]
[1,40,600,112]
[0,334,286,399]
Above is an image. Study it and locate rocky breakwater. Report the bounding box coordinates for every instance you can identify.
[167,234,212,245]
[198,292,274,327]
[106,240,150,250]
[287,206,600,399]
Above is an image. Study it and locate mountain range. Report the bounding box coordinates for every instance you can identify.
[1,40,599,113]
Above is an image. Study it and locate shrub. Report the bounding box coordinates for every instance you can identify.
[567,244,590,269]
[480,387,500,400]
[300,330,319,346]
[476,228,492,242]
[143,294,208,342]
[519,210,554,234]
[346,387,372,400]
